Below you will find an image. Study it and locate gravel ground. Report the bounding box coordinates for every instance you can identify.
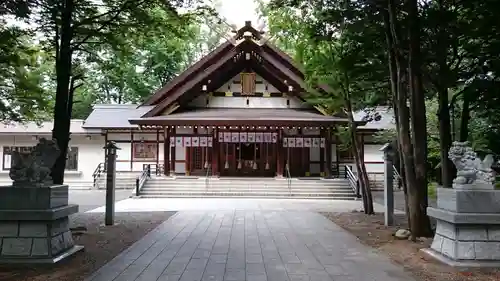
[372,190,437,212]
[323,212,500,281]
[0,211,176,281]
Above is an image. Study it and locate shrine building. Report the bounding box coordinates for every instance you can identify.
[80,21,392,181]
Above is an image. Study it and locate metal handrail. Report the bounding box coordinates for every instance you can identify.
[205,164,212,188]
[345,165,361,198]
[392,165,402,190]
[92,163,105,187]
[143,163,164,176]
[135,165,151,196]
[285,164,292,193]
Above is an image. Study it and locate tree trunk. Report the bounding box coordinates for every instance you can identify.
[345,100,374,214]
[436,0,454,188]
[459,93,470,142]
[407,0,433,238]
[51,0,74,185]
[382,6,411,225]
[437,87,454,188]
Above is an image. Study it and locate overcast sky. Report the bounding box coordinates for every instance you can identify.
[216,0,267,29]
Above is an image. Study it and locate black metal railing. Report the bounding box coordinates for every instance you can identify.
[285,164,292,193]
[143,163,165,176]
[92,163,105,188]
[205,164,212,189]
[345,165,361,198]
[393,165,402,190]
[135,165,151,196]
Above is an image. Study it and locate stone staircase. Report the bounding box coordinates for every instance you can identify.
[94,171,140,190]
[138,177,359,200]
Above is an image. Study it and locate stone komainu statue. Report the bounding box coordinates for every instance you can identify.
[448,141,495,187]
[9,138,60,187]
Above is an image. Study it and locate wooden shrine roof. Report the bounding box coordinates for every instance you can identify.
[139,22,316,118]
[129,108,357,127]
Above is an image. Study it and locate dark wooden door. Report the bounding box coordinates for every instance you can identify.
[285,147,310,177]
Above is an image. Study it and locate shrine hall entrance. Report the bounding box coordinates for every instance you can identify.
[219,142,277,177]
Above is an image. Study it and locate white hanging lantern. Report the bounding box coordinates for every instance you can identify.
[265,162,270,170]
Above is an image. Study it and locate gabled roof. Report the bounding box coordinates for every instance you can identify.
[140,21,315,118]
[83,104,153,129]
[130,108,351,127]
[0,120,100,135]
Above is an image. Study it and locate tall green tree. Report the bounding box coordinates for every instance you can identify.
[0,22,51,122]
[3,0,208,183]
[264,1,390,214]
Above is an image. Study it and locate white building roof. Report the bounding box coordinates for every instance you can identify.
[356,107,395,130]
[0,119,101,135]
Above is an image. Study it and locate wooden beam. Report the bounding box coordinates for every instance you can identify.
[161,103,180,116]
[143,47,241,118]
[142,41,233,106]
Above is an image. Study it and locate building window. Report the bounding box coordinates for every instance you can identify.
[3,146,79,171]
[133,143,157,160]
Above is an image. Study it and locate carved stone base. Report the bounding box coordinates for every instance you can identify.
[437,188,500,213]
[421,248,500,268]
[0,185,83,264]
[426,189,500,267]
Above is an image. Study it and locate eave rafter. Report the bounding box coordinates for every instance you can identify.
[143,46,246,117]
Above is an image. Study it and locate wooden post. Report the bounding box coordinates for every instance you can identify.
[130,131,134,171]
[156,129,160,172]
[170,126,176,175]
[319,128,324,177]
[104,141,120,226]
[335,128,340,177]
[276,128,283,177]
[165,127,171,175]
[325,127,332,178]
[213,127,219,176]
[103,131,108,171]
[381,143,395,226]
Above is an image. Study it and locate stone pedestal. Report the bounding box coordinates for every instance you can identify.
[0,185,84,264]
[423,188,500,267]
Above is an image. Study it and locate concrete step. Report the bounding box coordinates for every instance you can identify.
[145,180,351,186]
[142,184,352,192]
[138,194,357,200]
[140,192,355,198]
[135,177,357,199]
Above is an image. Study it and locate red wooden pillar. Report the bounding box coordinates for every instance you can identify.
[212,127,219,176]
[325,127,332,178]
[156,129,160,169]
[319,128,325,177]
[170,126,176,176]
[164,127,170,176]
[276,128,284,177]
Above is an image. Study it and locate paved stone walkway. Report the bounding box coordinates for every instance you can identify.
[85,211,416,281]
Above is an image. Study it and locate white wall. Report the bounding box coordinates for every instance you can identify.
[187,72,310,109]
[188,95,308,109]
[0,134,105,189]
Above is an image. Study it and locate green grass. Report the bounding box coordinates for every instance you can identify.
[428,182,437,199]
